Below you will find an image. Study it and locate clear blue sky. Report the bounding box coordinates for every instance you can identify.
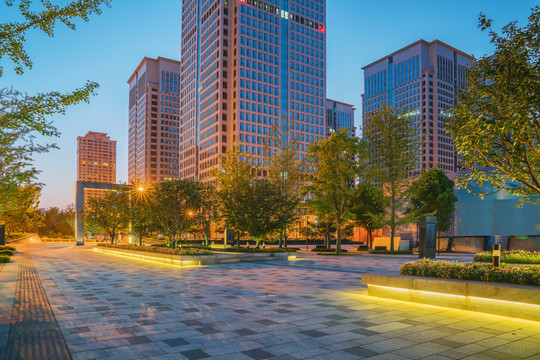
[0,0,534,209]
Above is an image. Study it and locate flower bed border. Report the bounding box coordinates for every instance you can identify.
[93,246,292,266]
[361,274,540,321]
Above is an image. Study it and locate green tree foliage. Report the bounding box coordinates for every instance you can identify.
[0,0,108,229]
[2,183,41,233]
[197,184,218,246]
[305,128,368,254]
[350,183,387,249]
[83,191,130,244]
[38,204,76,236]
[216,147,297,246]
[129,183,156,246]
[0,0,111,76]
[151,179,200,249]
[363,104,420,252]
[264,126,305,247]
[408,168,458,233]
[448,6,540,203]
[215,146,253,237]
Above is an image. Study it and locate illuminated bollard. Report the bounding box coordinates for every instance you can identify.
[493,244,501,267]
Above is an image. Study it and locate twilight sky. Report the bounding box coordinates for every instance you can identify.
[0,0,534,209]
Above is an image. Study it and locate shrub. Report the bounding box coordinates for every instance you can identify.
[96,243,213,256]
[369,250,413,254]
[311,247,348,253]
[400,259,540,286]
[282,247,300,252]
[0,255,10,263]
[221,247,286,253]
[0,246,16,252]
[474,250,540,264]
[0,250,14,256]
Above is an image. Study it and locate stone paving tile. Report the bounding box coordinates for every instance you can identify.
[3,244,539,360]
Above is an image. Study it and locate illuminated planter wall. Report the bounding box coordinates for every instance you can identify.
[361,274,540,322]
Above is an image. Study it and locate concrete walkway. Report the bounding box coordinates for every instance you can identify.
[0,244,539,360]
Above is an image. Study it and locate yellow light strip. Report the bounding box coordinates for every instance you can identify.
[93,248,201,268]
[367,284,540,308]
[469,296,540,308]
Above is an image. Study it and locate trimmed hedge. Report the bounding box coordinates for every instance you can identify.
[0,250,14,256]
[369,250,413,254]
[310,247,348,253]
[0,255,10,263]
[0,246,16,252]
[400,259,540,286]
[474,250,540,264]
[96,243,213,256]
[220,246,286,253]
[282,247,300,252]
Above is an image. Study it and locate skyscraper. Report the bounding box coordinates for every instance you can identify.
[180,0,326,184]
[325,99,355,137]
[128,57,181,184]
[362,39,472,173]
[77,131,116,202]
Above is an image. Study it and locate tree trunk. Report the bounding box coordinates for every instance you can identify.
[284,228,288,247]
[279,229,283,248]
[110,232,115,244]
[325,223,330,248]
[139,236,143,246]
[367,227,372,250]
[390,192,396,253]
[336,219,342,254]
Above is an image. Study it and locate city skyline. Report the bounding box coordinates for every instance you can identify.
[0,0,532,208]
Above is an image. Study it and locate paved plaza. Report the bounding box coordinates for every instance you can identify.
[1,244,539,360]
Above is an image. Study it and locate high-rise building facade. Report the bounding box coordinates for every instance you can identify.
[325,99,355,137]
[128,57,181,184]
[362,39,471,173]
[77,131,116,183]
[77,131,116,203]
[180,0,326,184]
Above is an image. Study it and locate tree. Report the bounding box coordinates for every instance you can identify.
[306,194,334,248]
[351,183,387,249]
[216,147,297,247]
[363,104,420,252]
[215,146,253,240]
[305,128,369,254]
[38,205,75,236]
[265,126,305,248]
[151,179,200,249]
[129,183,155,246]
[0,0,109,230]
[1,183,42,234]
[83,191,130,244]
[197,184,218,246]
[408,168,458,235]
[448,5,540,204]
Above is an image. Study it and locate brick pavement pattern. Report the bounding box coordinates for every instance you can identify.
[3,254,72,359]
[1,244,540,360]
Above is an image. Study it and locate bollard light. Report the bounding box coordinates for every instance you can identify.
[493,244,501,267]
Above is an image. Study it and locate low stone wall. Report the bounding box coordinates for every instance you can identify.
[361,274,540,321]
[93,247,291,266]
[452,237,486,253]
[508,236,540,252]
